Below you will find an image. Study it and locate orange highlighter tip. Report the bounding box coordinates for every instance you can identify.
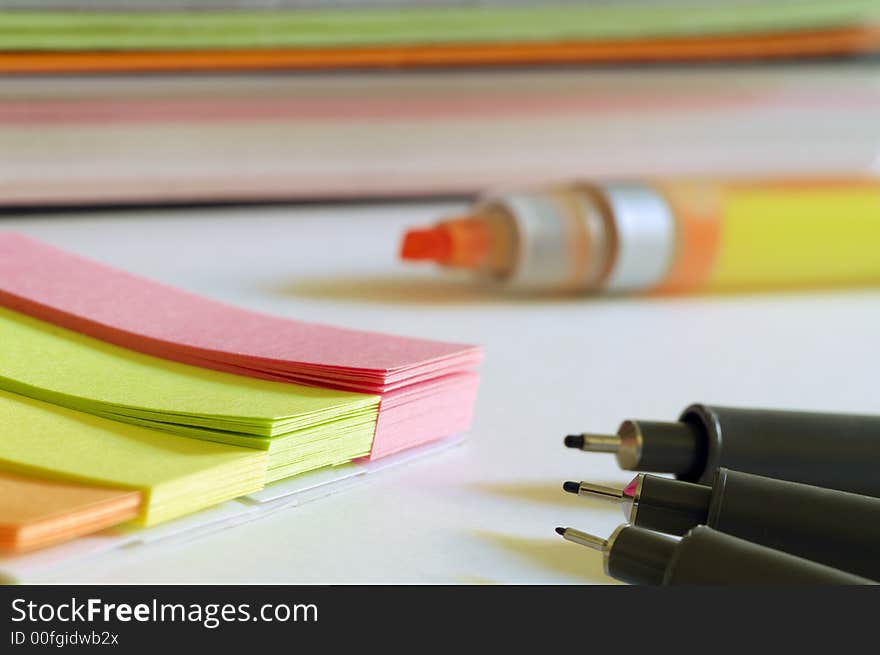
[400,226,452,263]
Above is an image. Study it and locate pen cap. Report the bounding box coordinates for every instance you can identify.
[678,405,880,496]
[630,474,711,536]
[664,526,875,585]
[604,524,677,585]
[707,468,880,581]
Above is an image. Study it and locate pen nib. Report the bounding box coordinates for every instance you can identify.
[565,433,621,453]
[556,527,608,551]
[569,481,625,502]
[564,435,585,449]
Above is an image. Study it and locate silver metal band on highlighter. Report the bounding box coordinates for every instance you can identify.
[500,192,606,290]
[601,183,675,292]
[501,194,572,289]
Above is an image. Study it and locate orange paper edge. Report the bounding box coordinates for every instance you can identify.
[1,26,879,74]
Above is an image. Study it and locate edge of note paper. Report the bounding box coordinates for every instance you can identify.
[241,431,465,505]
[0,3,877,51]
[0,434,465,583]
[0,472,142,554]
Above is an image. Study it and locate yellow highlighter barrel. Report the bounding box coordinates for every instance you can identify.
[699,180,880,291]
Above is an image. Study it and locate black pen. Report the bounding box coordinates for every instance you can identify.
[565,404,880,496]
[555,524,875,585]
[564,468,880,580]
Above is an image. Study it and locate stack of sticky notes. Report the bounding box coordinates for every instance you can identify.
[0,233,481,553]
[0,435,464,580]
[0,234,481,458]
[0,391,268,528]
[0,307,380,482]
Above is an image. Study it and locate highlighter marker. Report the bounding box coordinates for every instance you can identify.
[564,469,880,580]
[400,178,880,293]
[564,404,880,497]
[555,524,874,585]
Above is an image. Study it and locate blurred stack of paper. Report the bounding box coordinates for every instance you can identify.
[1,2,879,207]
[0,391,268,527]
[0,471,140,553]
[2,64,879,206]
[0,1,878,72]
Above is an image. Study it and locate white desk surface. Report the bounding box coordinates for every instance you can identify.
[4,202,879,584]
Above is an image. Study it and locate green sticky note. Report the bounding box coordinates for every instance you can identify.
[0,307,379,481]
[0,390,267,527]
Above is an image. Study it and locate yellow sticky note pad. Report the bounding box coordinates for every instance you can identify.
[0,307,378,481]
[0,391,267,527]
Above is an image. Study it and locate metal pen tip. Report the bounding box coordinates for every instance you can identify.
[571,481,625,502]
[555,527,608,552]
[565,478,640,521]
[564,433,621,453]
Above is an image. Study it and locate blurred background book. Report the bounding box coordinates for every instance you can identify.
[1,0,879,207]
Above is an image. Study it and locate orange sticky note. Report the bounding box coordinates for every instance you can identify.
[0,471,141,553]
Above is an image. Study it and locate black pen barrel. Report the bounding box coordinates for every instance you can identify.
[664,526,874,585]
[705,469,880,581]
[680,405,880,495]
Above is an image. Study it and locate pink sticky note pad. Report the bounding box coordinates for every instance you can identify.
[371,372,480,459]
[0,233,481,393]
